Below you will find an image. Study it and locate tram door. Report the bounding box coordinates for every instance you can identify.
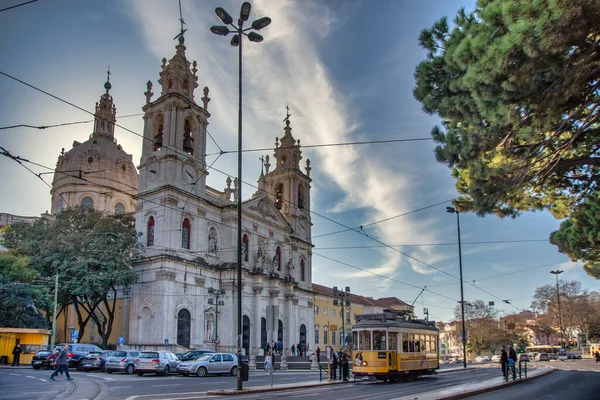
[389,332,398,371]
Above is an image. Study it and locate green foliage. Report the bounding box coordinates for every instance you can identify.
[2,207,140,347]
[455,300,504,354]
[0,276,50,329]
[550,193,600,279]
[414,0,600,219]
[0,252,36,282]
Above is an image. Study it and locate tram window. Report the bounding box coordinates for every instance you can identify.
[408,334,415,352]
[352,332,358,350]
[373,330,386,350]
[402,333,409,352]
[359,331,371,350]
[432,338,437,352]
[420,335,426,352]
[415,340,420,353]
[426,338,431,352]
[388,332,397,351]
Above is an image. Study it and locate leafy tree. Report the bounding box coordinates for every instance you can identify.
[455,300,503,355]
[550,194,600,279]
[414,0,600,219]
[2,207,140,347]
[0,252,37,282]
[0,276,50,329]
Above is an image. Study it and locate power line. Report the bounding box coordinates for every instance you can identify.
[315,239,549,249]
[0,0,38,13]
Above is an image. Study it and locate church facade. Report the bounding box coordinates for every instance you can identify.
[127,35,315,355]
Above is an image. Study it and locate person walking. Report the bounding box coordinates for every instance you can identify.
[49,344,72,381]
[11,344,22,367]
[264,349,273,374]
[316,346,321,363]
[329,346,338,380]
[291,344,296,356]
[508,345,517,380]
[500,347,508,379]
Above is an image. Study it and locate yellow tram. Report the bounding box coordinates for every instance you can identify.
[351,310,439,381]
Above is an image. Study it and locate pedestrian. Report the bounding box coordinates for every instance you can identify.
[316,346,321,363]
[291,344,296,356]
[355,352,362,367]
[50,348,63,375]
[49,344,72,381]
[508,345,517,379]
[11,344,22,367]
[500,347,508,379]
[277,341,282,355]
[265,342,270,355]
[265,349,273,374]
[341,350,349,381]
[329,346,338,380]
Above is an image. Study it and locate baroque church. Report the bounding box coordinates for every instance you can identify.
[51,31,314,355]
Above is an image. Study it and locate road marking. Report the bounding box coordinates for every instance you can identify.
[9,373,20,376]
[110,386,133,389]
[152,384,183,386]
[22,392,60,395]
[102,377,116,381]
[25,375,35,378]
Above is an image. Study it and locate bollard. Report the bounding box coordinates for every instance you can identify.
[280,355,288,370]
[249,354,257,370]
[310,354,319,371]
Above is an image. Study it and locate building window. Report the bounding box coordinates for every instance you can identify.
[324,307,328,316]
[181,218,191,249]
[147,217,155,246]
[115,203,125,214]
[183,119,194,154]
[242,234,249,262]
[332,309,336,317]
[81,196,93,209]
[57,198,63,213]
[275,246,281,271]
[314,325,320,345]
[332,331,337,346]
[275,183,283,210]
[177,308,191,348]
[323,326,328,345]
[298,184,305,209]
[300,259,305,281]
[314,305,319,314]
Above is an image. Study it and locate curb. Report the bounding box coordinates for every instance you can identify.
[435,367,556,400]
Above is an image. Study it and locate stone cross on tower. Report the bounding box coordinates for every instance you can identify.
[283,105,291,127]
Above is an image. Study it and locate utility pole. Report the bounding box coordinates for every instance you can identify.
[51,273,58,350]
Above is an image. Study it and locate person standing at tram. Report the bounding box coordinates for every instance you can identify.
[500,347,509,379]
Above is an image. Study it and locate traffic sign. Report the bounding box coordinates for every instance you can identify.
[72,330,79,339]
[118,337,125,344]
[164,338,169,346]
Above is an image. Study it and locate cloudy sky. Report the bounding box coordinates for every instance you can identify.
[1,0,598,323]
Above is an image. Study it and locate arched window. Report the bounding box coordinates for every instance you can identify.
[331,330,337,346]
[115,203,125,214]
[323,326,328,345]
[261,317,267,349]
[181,218,191,249]
[275,183,283,210]
[177,308,191,348]
[183,119,194,154]
[298,184,305,209]
[278,320,284,343]
[242,234,249,262]
[57,198,64,213]
[147,217,155,247]
[275,246,282,271]
[141,307,152,343]
[300,324,307,349]
[81,196,93,209]
[300,259,306,281]
[314,325,320,345]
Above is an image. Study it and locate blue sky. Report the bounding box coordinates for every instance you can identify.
[1,0,598,323]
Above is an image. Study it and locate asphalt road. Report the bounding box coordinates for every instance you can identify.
[1,360,597,400]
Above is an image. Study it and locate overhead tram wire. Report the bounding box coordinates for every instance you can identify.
[1,70,519,308]
[0,0,39,13]
[316,238,550,249]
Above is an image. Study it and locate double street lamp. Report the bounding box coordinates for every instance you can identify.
[446,206,467,369]
[550,269,564,348]
[333,286,351,347]
[210,3,271,391]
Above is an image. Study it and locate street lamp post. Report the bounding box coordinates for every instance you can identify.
[550,269,564,349]
[208,287,226,352]
[333,286,351,348]
[446,206,467,369]
[210,3,271,390]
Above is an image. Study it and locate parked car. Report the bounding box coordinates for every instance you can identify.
[518,353,529,362]
[178,349,215,362]
[134,351,180,376]
[80,350,114,372]
[31,350,55,370]
[491,355,501,363]
[177,353,239,377]
[105,351,140,374]
[475,356,491,363]
[54,343,103,369]
[558,352,568,361]
[569,353,582,360]
[535,353,550,362]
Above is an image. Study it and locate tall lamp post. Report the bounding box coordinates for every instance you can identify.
[446,206,467,369]
[208,287,226,352]
[333,286,351,348]
[210,3,271,390]
[550,269,564,349]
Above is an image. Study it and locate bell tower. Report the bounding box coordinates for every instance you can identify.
[137,29,211,195]
[264,109,312,242]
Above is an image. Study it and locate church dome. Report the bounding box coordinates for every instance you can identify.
[50,79,138,214]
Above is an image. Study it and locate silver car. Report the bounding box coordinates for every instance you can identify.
[177,353,238,377]
[135,351,180,376]
[105,350,140,374]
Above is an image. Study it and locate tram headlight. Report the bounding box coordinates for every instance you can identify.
[362,361,368,367]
